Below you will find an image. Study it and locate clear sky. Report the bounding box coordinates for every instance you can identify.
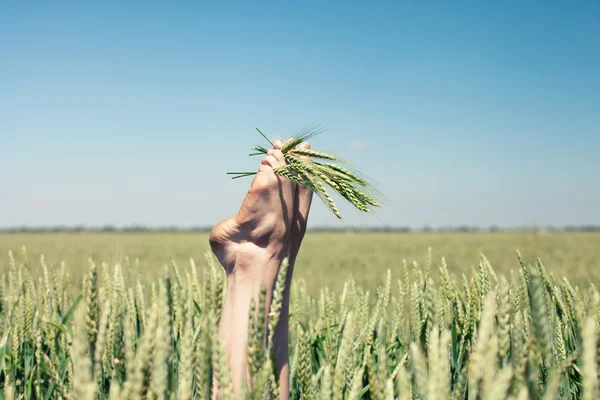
[1,1,599,229]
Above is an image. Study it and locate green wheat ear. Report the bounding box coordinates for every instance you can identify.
[227,125,383,219]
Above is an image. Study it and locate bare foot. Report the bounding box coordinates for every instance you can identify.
[209,146,296,279]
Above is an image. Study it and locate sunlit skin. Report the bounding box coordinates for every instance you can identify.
[209,139,313,399]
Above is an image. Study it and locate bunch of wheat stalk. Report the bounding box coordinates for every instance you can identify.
[1,247,600,399]
[228,126,382,219]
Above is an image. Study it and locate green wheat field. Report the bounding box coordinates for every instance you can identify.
[0,231,599,399]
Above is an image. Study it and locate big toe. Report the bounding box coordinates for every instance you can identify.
[251,165,275,191]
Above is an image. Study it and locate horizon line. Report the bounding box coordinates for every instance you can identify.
[1,224,599,233]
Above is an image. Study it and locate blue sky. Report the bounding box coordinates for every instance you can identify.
[1,1,599,228]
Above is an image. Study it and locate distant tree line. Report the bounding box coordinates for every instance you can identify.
[1,225,599,233]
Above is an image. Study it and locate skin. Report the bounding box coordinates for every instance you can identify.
[209,139,313,399]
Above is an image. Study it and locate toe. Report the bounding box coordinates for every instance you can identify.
[262,154,280,169]
[271,149,286,166]
[252,165,273,191]
[300,141,311,150]
[257,164,272,173]
[297,141,312,158]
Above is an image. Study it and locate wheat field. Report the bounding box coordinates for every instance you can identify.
[0,232,599,399]
[1,232,598,293]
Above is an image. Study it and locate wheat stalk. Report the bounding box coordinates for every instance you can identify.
[227,126,383,219]
[2,247,599,399]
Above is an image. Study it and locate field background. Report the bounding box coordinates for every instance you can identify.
[1,231,598,293]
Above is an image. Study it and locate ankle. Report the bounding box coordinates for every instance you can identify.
[226,246,286,288]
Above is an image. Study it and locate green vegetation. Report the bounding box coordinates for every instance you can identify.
[0,232,598,399]
[1,232,598,292]
[227,126,383,219]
